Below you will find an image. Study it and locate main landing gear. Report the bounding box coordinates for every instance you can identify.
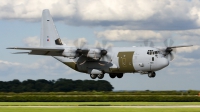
[90,73,124,79]
[109,73,123,79]
[90,74,104,79]
[148,72,156,78]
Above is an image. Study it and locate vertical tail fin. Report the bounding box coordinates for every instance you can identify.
[40,9,63,47]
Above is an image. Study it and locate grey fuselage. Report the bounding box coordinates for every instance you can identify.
[54,46,169,74]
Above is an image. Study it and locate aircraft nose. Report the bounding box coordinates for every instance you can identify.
[160,58,169,69]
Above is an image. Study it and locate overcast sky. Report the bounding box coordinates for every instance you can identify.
[1,0,200,90]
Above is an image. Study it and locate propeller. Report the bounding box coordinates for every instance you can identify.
[163,38,176,61]
[95,40,112,64]
[73,38,87,57]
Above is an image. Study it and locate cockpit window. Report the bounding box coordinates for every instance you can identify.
[147,50,159,55]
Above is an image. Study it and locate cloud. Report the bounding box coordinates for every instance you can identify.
[0,60,20,70]
[96,30,162,41]
[0,57,78,80]
[172,56,198,67]
[22,36,89,48]
[23,36,40,47]
[95,29,200,46]
[178,46,200,59]
[1,0,200,30]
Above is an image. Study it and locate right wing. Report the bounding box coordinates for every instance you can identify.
[7,47,65,56]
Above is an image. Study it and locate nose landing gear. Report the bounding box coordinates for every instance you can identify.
[148,72,156,78]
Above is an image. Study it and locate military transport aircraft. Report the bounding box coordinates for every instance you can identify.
[7,9,193,79]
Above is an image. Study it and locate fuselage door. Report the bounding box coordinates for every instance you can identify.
[117,52,135,72]
[150,56,154,71]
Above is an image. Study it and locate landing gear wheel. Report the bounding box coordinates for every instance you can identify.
[148,73,152,78]
[152,72,156,78]
[97,74,104,79]
[148,72,156,78]
[109,73,116,78]
[90,74,97,79]
[117,73,123,78]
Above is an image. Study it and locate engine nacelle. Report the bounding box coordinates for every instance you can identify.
[87,49,101,59]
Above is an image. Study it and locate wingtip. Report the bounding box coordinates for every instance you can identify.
[6,47,16,49]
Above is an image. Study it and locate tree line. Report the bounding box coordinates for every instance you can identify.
[0,79,114,92]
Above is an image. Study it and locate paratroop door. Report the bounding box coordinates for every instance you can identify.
[117,52,135,72]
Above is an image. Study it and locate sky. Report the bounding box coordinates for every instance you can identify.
[1,0,200,90]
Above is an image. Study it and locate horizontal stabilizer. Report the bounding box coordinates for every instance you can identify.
[7,47,64,51]
[7,47,65,56]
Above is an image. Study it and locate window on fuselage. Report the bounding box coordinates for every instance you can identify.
[148,50,160,55]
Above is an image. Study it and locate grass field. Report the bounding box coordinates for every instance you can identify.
[0,102,200,112]
[0,102,200,106]
[0,107,200,112]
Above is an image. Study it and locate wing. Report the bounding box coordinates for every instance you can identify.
[168,45,193,48]
[7,47,64,56]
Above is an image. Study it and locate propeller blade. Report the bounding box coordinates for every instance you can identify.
[150,41,154,47]
[101,55,112,63]
[164,38,174,47]
[169,52,175,61]
[74,39,79,48]
[144,40,149,46]
[143,40,154,47]
[165,50,175,61]
[169,39,174,47]
[162,38,193,61]
[165,52,174,61]
[74,38,87,49]
[73,38,88,57]
[95,41,103,49]
[102,40,107,49]
[172,48,176,54]
[94,40,113,63]
[164,39,168,47]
